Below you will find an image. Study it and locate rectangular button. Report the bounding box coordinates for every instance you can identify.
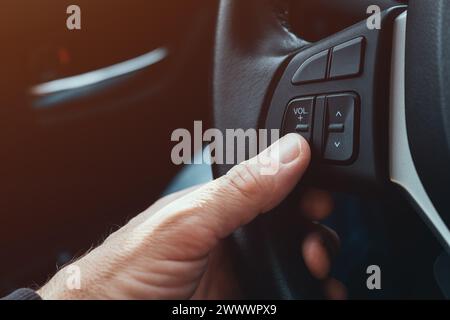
[292,50,329,84]
[327,94,355,125]
[282,97,314,143]
[323,94,357,162]
[324,132,353,162]
[329,37,364,79]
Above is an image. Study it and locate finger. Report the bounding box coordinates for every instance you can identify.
[301,224,340,280]
[139,133,311,257]
[299,188,334,221]
[140,185,203,220]
[323,278,347,300]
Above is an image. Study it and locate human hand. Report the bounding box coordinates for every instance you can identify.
[38,134,344,300]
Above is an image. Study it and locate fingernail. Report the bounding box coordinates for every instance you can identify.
[271,134,303,164]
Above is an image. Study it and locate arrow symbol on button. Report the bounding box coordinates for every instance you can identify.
[334,141,341,148]
[336,111,343,117]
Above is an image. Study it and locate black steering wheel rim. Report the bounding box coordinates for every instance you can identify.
[405,0,450,229]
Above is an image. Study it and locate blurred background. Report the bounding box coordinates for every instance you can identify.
[0,0,217,293]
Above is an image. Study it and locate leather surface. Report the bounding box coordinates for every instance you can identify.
[406,0,450,227]
[213,0,306,149]
[212,0,309,299]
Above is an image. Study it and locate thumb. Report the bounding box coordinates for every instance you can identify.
[143,133,310,255]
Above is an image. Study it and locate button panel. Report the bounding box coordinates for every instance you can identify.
[282,97,314,142]
[265,9,399,189]
[323,94,356,162]
[291,37,365,85]
[282,93,358,164]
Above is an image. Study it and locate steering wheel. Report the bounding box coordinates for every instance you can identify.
[212,0,450,299]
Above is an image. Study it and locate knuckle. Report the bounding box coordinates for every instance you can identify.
[224,160,272,204]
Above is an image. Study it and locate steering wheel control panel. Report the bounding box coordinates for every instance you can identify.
[265,7,404,190]
[282,93,359,163]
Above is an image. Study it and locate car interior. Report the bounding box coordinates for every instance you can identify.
[1,0,449,300]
